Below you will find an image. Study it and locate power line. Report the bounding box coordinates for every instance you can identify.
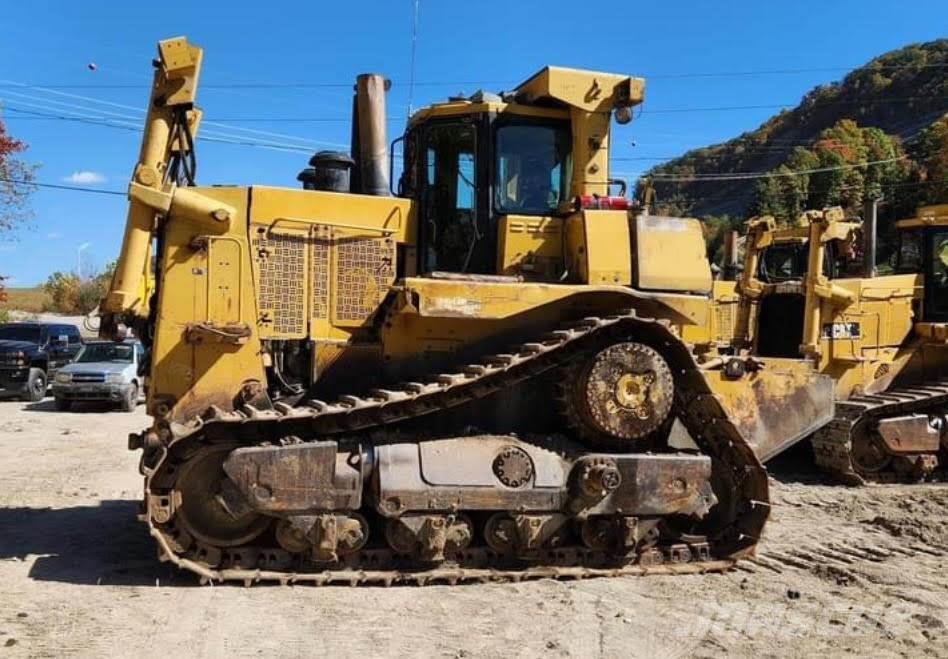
[0,175,124,196]
[0,78,344,148]
[1,104,315,154]
[645,62,948,80]
[649,156,907,182]
[642,96,948,115]
[1,60,945,90]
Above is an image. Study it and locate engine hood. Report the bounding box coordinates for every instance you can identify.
[0,340,40,353]
[60,361,132,375]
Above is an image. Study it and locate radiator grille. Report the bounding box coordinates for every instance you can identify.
[335,236,395,323]
[310,229,330,320]
[254,230,307,337]
[714,303,736,342]
[71,372,106,383]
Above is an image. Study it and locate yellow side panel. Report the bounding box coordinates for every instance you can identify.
[564,214,588,282]
[633,216,712,294]
[207,238,242,324]
[582,210,632,285]
[150,187,267,422]
[496,215,563,279]
[250,186,415,243]
[819,273,920,364]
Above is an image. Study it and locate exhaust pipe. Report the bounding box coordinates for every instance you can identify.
[722,230,739,281]
[863,195,881,278]
[351,73,390,196]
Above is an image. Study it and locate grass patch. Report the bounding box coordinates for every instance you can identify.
[3,287,49,313]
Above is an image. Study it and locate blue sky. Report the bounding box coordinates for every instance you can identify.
[0,0,945,286]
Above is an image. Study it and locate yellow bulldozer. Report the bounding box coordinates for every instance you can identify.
[100,37,834,584]
[726,205,948,483]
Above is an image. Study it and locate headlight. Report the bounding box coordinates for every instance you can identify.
[106,373,124,384]
[55,372,73,383]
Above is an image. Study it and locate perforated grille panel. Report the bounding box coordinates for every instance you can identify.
[254,231,307,337]
[310,230,330,320]
[714,303,735,342]
[335,236,395,322]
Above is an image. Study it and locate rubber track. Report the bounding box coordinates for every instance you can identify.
[812,378,948,484]
[141,310,770,585]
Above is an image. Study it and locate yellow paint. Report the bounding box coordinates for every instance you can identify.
[577,210,633,285]
[633,215,712,294]
[496,215,563,279]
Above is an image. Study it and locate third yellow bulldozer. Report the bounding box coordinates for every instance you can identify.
[99,37,833,584]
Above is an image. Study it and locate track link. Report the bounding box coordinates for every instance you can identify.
[139,310,770,585]
[812,379,948,484]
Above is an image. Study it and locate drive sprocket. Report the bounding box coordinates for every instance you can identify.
[559,341,674,448]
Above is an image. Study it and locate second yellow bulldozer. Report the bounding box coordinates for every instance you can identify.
[99,37,833,584]
[726,205,948,483]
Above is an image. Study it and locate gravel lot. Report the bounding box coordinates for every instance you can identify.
[1,399,947,658]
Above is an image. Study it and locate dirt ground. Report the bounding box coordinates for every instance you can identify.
[1,400,947,658]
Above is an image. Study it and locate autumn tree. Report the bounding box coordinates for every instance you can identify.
[0,117,36,235]
[42,261,116,315]
[912,114,948,206]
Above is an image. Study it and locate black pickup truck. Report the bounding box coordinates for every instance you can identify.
[0,322,84,401]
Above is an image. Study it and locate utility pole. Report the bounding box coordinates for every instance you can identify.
[78,242,91,279]
[863,195,882,278]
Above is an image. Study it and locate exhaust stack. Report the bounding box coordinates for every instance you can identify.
[722,230,739,281]
[863,195,880,278]
[351,73,390,196]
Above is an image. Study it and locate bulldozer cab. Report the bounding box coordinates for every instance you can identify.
[401,67,643,279]
[402,108,573,275]
[896,204,948,323]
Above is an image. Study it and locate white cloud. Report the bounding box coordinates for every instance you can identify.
[63,171,107,185]
[46,232,62,240]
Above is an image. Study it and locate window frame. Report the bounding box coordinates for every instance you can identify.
[923,227,948,322]
[491,116,573,218]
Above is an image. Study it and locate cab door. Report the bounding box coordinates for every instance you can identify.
[416,119,492,274]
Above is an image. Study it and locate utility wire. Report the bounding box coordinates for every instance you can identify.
[649,156,907,182]
[0,175,124,196]
[0,79,341,148]
[5,92,944,123]
[2,104,315,154]
[2,61,945,89]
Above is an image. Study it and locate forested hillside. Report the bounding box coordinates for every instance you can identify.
[642,40,948,259]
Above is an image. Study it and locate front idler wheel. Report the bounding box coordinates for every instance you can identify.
[172,444,271,548]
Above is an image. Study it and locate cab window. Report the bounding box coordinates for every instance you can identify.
[494,123,571,216]
[65,326,81,344]
[926,229,948,320]
[893,229,923,273]
[759,244,808,282]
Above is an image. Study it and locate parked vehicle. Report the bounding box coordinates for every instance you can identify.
[52,340,145,412]
[0,322,83,401]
